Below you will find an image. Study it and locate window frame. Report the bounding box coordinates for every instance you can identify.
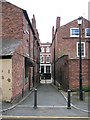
[46,55,50,63]
[46,66,50,73]
[76,42,85,57]
[40,55,44,63]
[70,28,79,37]
[46,47,50,53]
[41,47,44,52]
[85,28,90,38]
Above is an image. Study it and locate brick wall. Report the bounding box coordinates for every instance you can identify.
[69,59,89,90]
[56,18,90,59]
[12,51,24,101]
[51,16,90,90]
[55,55,69,91]
[54,56,89,91]
[0,1,40,102]
[32,15,41,86]
[1,1,33,101]
[2,2,23,40]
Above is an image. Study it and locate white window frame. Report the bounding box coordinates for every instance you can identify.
[46,55,50,63]
[76,42,85,57]
[26,23,29,34]
[46,66,50,73]
[70,28,79,37]
[40,55,44,63]
[85,28,90,38]
[46,47,50,53]
[41,47,44,52]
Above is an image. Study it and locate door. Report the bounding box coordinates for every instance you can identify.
[1,59,12,102]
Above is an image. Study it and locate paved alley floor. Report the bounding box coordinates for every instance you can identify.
[2,83,89,117]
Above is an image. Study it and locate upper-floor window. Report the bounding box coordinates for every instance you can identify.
[40,55,44,63]
[85,28,90,38]
[26,23,29,34]
[46,55,50,63]
[41,47,44,52]
[46,47,50,53]
[77,42,85,57]
[70,28,79,37]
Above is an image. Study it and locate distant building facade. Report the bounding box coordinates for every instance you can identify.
[51,16,90,90]
[40,42,51,79]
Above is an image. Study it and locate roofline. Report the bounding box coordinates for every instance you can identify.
[60,17,90,28]
[4,1,40,47]
[0,55,12,59]
[23,10,35,35]
[5,1,35,35]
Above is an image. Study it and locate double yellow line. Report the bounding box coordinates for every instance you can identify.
[1,116,89,120]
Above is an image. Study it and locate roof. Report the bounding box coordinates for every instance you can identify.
[0,40,21,56]
[23,10,35,35]
[0,40,34,66]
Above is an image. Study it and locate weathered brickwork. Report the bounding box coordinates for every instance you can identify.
[55,55,69,91]
[0,1,40,102]
[51,17,90,90]
[2,2,23,40]
[69,59,89,90]
[12,51,24,101]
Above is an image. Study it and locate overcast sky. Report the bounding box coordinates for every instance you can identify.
[7,0,89,43]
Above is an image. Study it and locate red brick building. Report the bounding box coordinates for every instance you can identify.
[51,17,90,90]
[40,42,51,79]
[0,1,40,102]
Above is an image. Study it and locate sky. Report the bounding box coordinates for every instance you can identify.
[7,0,89,43]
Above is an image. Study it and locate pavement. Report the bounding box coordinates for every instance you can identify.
[0,79,90,118]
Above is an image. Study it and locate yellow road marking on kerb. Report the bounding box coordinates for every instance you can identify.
[2,116,89,119]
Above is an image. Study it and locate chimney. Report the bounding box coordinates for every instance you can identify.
[52,26,54,40]
[56,17,60,29]
[32,14,36,29]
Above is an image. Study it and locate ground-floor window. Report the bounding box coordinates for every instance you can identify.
[46,66,50,73]
[77,42,85,57]
[41,66,44,74]
[25,58,29,84]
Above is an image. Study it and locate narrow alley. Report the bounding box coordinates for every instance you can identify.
[2,80,88,117]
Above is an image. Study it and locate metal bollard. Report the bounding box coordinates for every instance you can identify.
[34,88,37,108]
[83,90,85,101]
[22,88,24,97]
[67,89,71,109]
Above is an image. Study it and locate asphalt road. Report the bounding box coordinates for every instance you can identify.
[2,83,89,117]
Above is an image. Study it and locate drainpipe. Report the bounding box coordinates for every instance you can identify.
[53,29,57,85]
[28,29,31,90]
[33,35,35,87]
[22,65,25,97]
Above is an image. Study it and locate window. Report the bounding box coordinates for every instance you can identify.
[46,55,50,63]
[46,66,50,73]
[25,58,29,84]
[85,28,90,38]
[46,47,50,52]
[77,42,85,57]
[41,66,44,74]
[41,47,44,52]
[70,28,79,37]
[40,55,44,63]
[26,23,29,34]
